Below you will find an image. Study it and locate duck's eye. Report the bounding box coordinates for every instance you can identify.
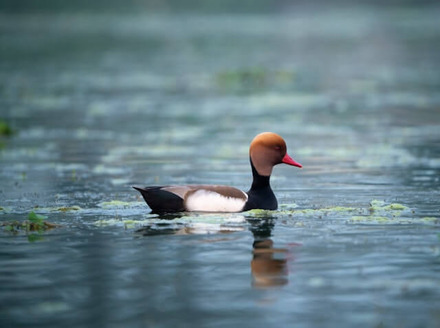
[274,146,281,150]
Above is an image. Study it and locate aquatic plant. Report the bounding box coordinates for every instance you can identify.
[0,119,13,136]
[1,211,61,242]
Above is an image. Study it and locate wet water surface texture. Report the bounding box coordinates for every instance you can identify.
[1,1,440,327]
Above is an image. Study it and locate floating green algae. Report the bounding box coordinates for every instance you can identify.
[28,205,83,213]
[421,217,439,224]
[347,201,438,225]
[349,216,395,223]
[246,209,276,218]
[84,200,439,234]
[98,200,144,208]
[348,216,439,225]
[383,203,407,211]
[296,206,357,214]
[94,213,247,235]
[366,200,411,219]
[244,201,437,226]
[245,205,359,218]
[369,200,409,212]
[95,218,154,229]
[53,206,82,212]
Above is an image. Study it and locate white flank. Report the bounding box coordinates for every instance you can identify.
[185,189,247,212]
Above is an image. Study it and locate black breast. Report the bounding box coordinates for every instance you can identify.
[243,161,278,211]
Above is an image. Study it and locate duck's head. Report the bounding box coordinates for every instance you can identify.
[249,132,302,176]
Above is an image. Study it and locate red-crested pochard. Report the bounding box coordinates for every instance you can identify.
[133,132,302,213]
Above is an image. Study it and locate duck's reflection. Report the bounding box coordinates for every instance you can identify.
[135,213,293,288]
[248,217,290,288]
[135,212,247,236]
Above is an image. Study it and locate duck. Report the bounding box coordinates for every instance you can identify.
[133,132,302,213]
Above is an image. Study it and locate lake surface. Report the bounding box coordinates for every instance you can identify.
[1,2,440,327]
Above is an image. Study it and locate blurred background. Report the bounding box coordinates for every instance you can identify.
[1,1,439,327]
[1,0,439,208]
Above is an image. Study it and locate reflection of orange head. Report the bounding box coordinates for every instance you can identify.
[251,239,290,288]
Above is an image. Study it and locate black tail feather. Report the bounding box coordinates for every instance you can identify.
[132,186,185,213]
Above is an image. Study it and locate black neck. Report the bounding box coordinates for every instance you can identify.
[250,159,271,189]
[244,158,277,210]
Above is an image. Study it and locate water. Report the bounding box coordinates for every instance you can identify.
[1,2,440,327]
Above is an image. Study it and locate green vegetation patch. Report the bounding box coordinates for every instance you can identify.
[349,216,396,223]
[245,205,359,218]
[246,200,436,226]
[349,215,439,225]
[0,119,13,136]
[348,200,437,225]
[369,200,409,212]
[216,67,295,92]
[1,211,61,242]
[27,205,82,213]
[296,206,358,214]
[245,209,276,218]
[98,200,142,208]
[52,206,82,212]
[421,217,439,224]
[95,218,154,229]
